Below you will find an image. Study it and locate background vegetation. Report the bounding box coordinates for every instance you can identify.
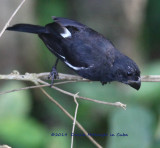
[0,0,160,147]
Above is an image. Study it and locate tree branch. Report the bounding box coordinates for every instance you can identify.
[71,93,79,148]
[1,71,160,110]
[0,71,127,109]
[39,73,160,82]
[1,71,160,82]
[0,0,26,37]
[141,75,160,82]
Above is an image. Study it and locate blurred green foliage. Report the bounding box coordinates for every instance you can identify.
[143,0,160,59]
[107,106,155,148]
[0,82,48,148]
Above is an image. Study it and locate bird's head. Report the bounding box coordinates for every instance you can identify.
[112,54,141,90]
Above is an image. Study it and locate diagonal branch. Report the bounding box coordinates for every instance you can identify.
[0,0,26,37]
[37,79,127,110]
[39,87,102,148]
[71,93,79,148]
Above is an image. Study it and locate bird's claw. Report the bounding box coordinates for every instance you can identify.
[48,66,59,87]
[101,81,107,85]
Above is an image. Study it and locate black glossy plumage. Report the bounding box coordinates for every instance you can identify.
[6,16,141,90]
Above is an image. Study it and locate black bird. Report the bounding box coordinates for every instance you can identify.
[6,16,141,90]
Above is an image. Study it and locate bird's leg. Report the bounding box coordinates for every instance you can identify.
[48,58,59,87]
[101,81,107,85]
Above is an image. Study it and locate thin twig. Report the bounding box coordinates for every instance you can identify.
[0,79,126,109]
[38,79,127,109]
[71,93,79,148]
[0,81,76,95]
[37,72,90,82]
[0,85,45,95]
[141,75,160,82]
[0,0,26,37]
[39,87,102,148]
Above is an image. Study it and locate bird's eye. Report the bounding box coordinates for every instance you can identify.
[127,71,132,76]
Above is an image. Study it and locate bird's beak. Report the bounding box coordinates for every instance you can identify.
[127,77,141,90]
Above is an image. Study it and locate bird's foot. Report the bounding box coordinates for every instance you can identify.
[101,81,107,85]
[48,66,59,87]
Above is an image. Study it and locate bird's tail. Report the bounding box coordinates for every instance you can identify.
[6,24,46,34]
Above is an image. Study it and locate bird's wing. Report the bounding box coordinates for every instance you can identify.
[40,17,116,71]
[38,22,71,60]
[52,16,86,28]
